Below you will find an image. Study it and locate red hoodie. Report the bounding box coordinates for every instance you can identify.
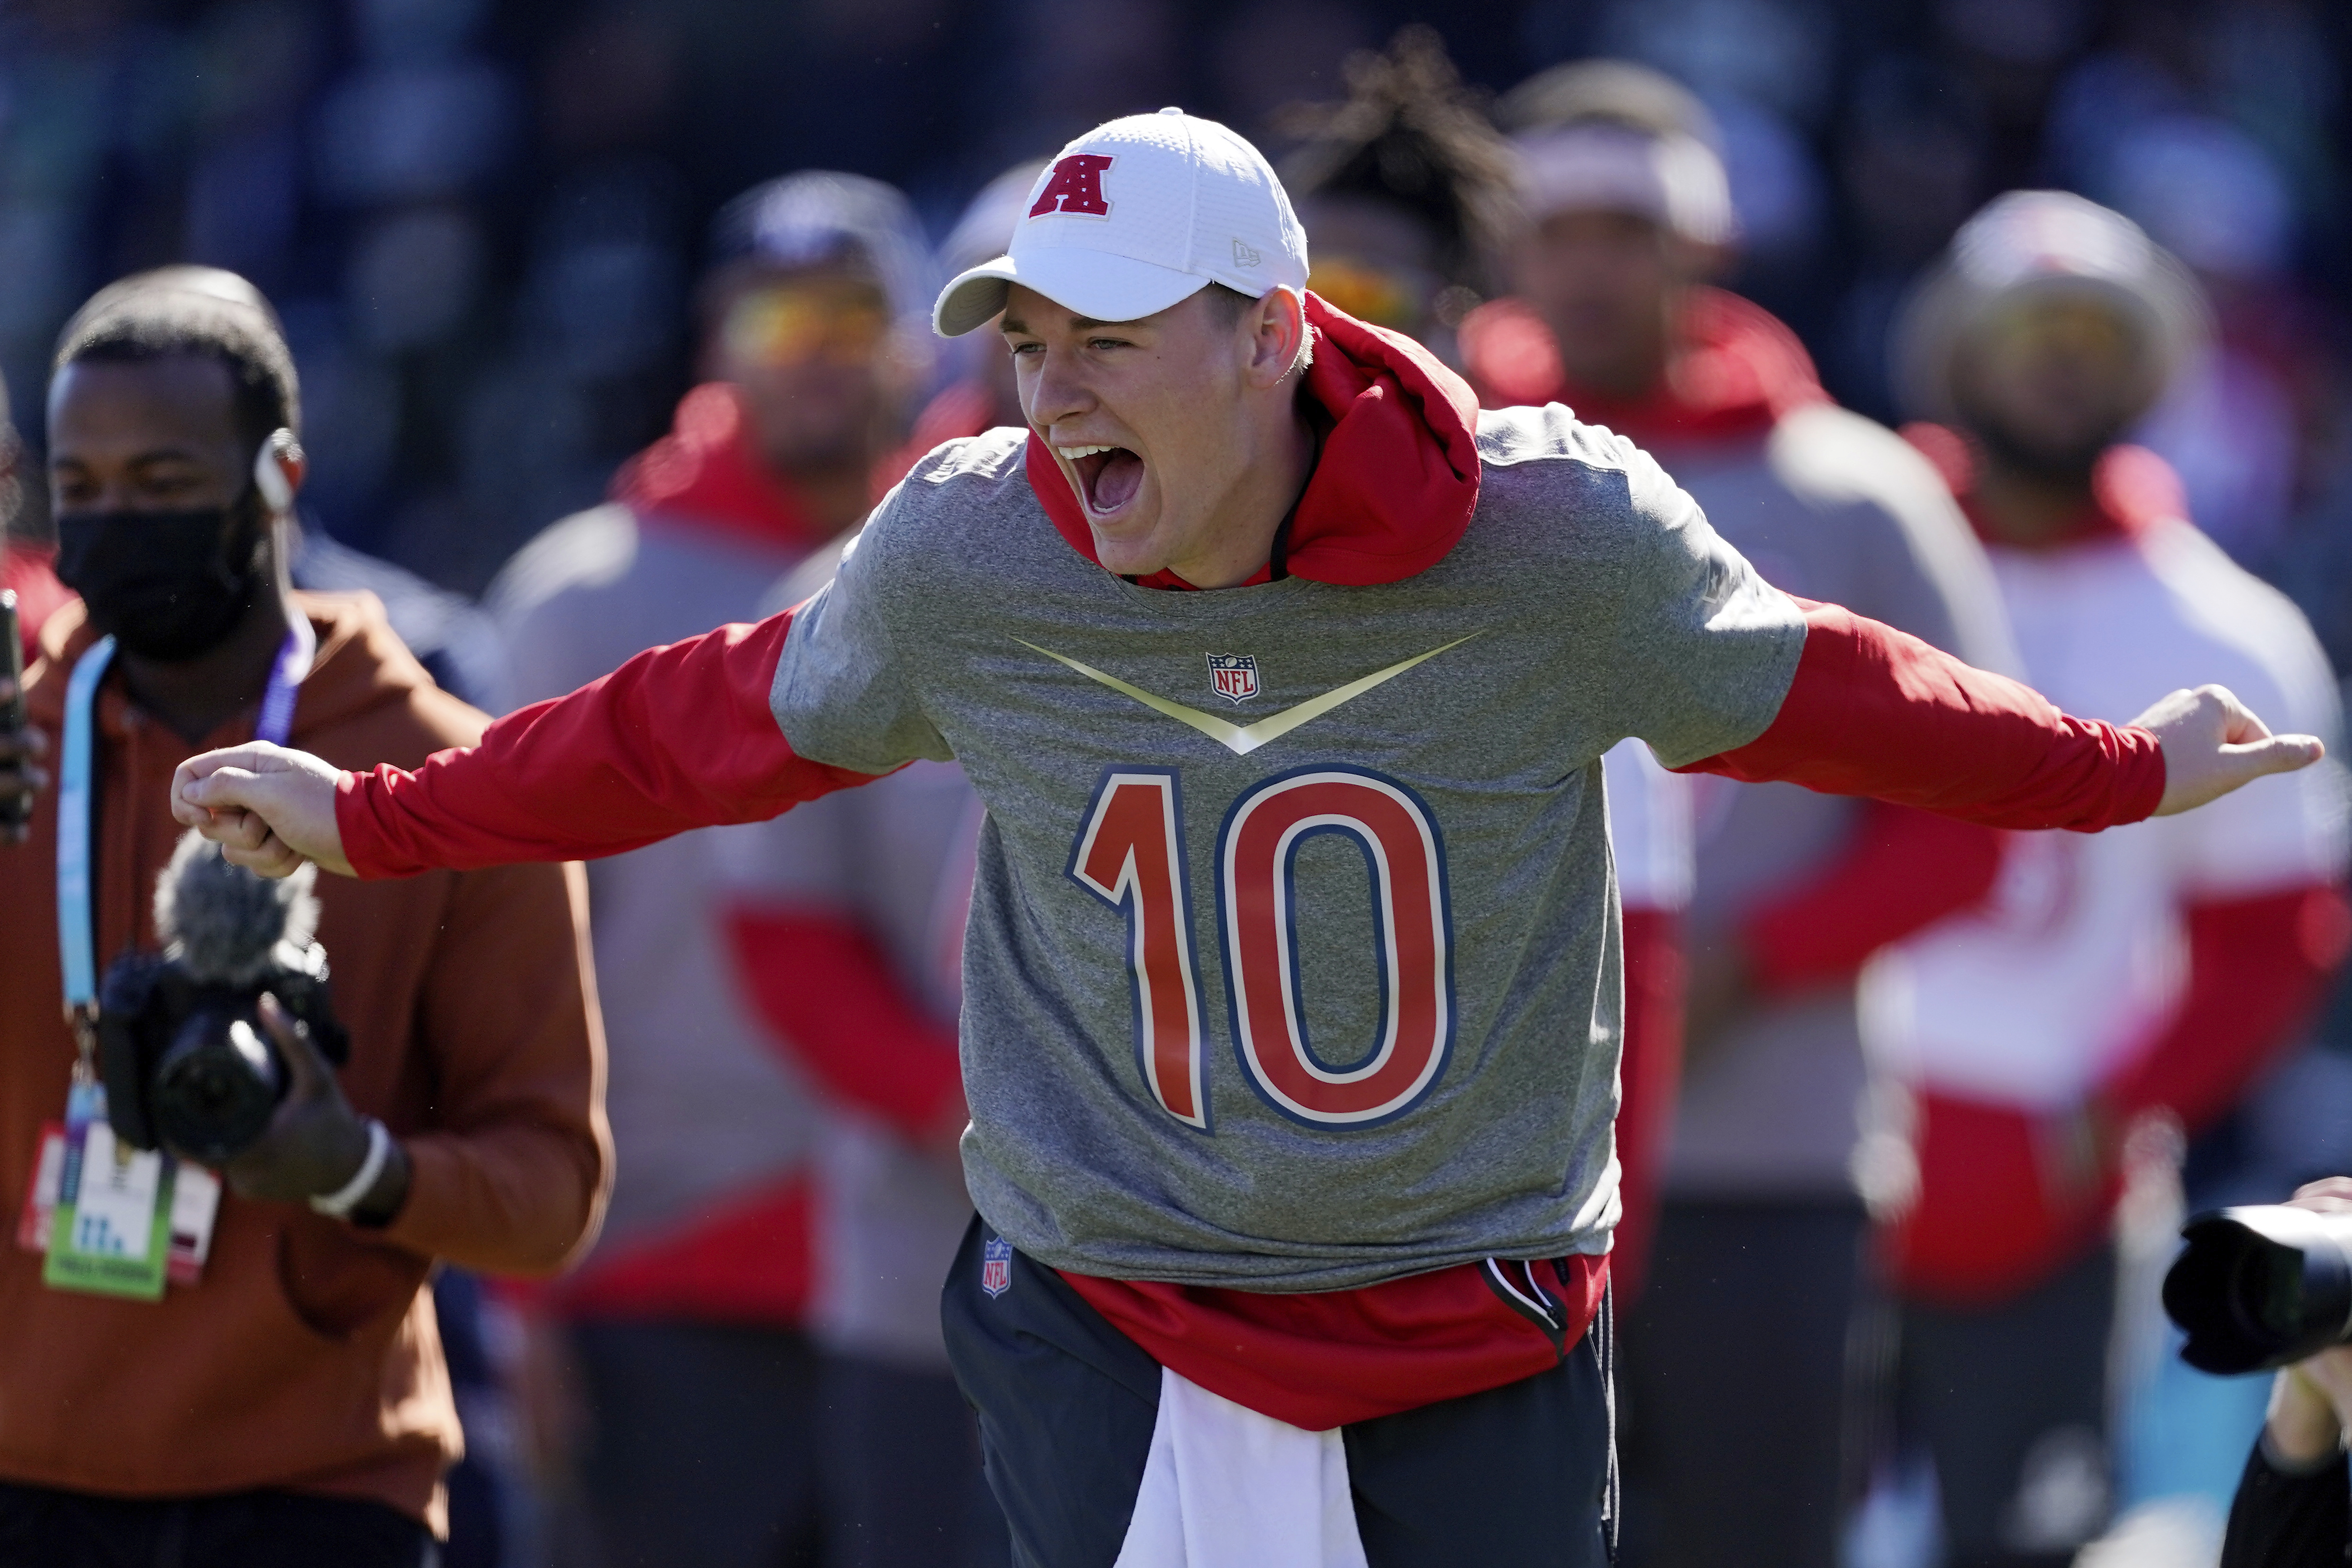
[335,294,2165,1427]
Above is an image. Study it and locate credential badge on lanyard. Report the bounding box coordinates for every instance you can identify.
[32,627,307,1298]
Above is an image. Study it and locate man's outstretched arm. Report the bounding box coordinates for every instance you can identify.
[174,611,882,878]
[1680,600,2322,826]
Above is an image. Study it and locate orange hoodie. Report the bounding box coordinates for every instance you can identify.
[0,591,610,1532]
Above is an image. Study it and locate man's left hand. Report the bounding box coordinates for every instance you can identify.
[2137,685,2325,816]
[218,994,409,1222]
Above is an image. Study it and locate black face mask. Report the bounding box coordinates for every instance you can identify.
[54,493,267,662]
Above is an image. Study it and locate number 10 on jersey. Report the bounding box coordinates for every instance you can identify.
[1068,765,1456,1133]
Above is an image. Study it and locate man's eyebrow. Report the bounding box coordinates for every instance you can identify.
[50,444,210,468]
[1000,314,1138,335]
[126,447,214,468]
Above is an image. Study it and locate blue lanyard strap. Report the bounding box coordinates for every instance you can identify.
[55,635,117,1023]
[55,625,308,1029]
[255,623,308,747]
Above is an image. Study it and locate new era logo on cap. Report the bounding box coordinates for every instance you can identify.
[934,107,1309,337]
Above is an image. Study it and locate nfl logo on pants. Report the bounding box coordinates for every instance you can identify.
[981,1235,1014,1298]
[1207,653,1259,705]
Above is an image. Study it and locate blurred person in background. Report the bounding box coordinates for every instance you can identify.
[1857,190,2350,1568]
[484,171,934,1568]
[704,545,1001,1567]
[1463,59,2019,1568]
[0,369,71,663]
[1280,27,1694,1300]
[1274,25,1514,367]
[109,263,527,1568]
[121,269,513,718]
[876,159,1051,489]
[0,270,608,1566]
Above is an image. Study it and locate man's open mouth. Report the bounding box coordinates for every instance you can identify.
[1063,444,1144,517]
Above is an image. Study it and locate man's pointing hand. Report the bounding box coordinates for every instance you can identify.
[2139,684,2326,816]
[171,743,354,878]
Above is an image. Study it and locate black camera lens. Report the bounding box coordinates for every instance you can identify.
[150,1008,283,1166]
[2165,1205,2352,1374]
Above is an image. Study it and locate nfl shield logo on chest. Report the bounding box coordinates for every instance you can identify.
[1206,653,1259,705]
[981,1235,1014,1298]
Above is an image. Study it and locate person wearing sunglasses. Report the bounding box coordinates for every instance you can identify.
[479,172,963,1568]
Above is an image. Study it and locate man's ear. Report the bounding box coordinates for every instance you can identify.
[1244,288,1308,389]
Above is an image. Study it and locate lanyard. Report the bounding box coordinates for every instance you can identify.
[55,625,310,1046]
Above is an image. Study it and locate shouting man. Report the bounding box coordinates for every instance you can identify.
[172,112,2316,1568]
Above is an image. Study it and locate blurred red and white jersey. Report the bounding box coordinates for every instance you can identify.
[1861,504,2346,1109]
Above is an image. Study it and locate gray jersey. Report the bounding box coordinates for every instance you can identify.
[768,411,1804,1292]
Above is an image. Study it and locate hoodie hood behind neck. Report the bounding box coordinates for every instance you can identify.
[33,590,444,737]
[1460,287,1826,451]
[612,382,825,554]
[1024,292,1485,589]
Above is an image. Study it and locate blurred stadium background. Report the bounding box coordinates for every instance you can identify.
[11,3,2352,1564]
[1,0,2343,624]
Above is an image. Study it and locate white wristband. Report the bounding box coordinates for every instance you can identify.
[309,1118,392,1220]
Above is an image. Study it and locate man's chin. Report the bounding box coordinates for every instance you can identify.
[1089,519,1169,577]
[1960,400,2129,486]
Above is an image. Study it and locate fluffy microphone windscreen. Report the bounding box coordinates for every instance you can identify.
[151,828,321,986]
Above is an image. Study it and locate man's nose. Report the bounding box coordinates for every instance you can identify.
[1024,348,1094,431]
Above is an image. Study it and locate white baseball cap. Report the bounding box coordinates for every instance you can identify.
[932,108,1310,337]
[1893,190,2211,421]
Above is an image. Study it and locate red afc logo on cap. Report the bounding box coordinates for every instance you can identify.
[1030,154,1115,219]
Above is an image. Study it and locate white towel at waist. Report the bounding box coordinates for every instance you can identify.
[1114,1366,1371,1568]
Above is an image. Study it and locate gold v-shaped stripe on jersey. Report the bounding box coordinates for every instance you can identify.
[1014,634,1482,757]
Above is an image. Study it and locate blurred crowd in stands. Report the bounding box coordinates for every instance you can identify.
[6,2,2352,1567]
[0,0,2343,619]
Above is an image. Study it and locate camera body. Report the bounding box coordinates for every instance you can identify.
[2162,1205,2352,1374]
[96,940,348,1166]
[93,831,349,1167]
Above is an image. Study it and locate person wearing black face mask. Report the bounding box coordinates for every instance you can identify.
[45,351,302,743]
[0,274,608,1568]
[53,449,277,665]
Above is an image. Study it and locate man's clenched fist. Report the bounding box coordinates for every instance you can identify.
[171,742,354,878]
